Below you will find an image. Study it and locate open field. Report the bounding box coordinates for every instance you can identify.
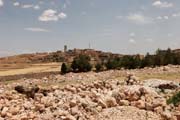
[0,62,60,77]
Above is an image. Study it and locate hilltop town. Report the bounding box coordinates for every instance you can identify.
[0,46,123,64]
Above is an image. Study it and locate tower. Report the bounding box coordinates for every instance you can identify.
[64,45,67,53]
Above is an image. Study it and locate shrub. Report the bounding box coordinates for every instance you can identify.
[105,58,120,70]
[167,92,180,106]
[71,54,92,72]
[95,63,103,72]
[61,63,67,74]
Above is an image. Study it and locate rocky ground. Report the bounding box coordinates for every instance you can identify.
[0,65,180,120]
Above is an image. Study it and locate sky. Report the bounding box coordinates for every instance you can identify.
[0,0,180,56]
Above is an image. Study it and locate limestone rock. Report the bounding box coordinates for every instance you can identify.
[1,107,8,117]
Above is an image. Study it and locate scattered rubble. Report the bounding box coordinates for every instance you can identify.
[0,65,180,120]
[125,72,140,85]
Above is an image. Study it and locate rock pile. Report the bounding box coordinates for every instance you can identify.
[125,73,140,85]
[0,78,179,120]
[0,66,180,120]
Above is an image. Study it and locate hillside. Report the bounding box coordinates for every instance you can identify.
[1,48,180,65]
[0,49,124,64]
[0,49,123,78]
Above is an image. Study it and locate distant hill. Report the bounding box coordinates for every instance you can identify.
[0,53,49,64]
[2,48,179,65]
[0,49,124,64]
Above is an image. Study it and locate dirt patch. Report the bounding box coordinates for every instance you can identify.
[0,71,59,81]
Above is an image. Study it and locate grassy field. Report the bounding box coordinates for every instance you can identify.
[0,62,60,77]
[1,61,180,86]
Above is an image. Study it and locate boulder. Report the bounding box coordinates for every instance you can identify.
[61,114,76,120]
[119,100,129,106]
[71,106,79,115]
[69,99,77,108]
[161,111,173,120]
[157,83,178,90]
[9,106,20,115]
[1,107,8,117]
[40,96,53,107]
[35,103,45,113]
[14,85,39,98]
[131,100,145,109]
[154,106,163,114]
[152,97,167,108]
[104,96,117,108]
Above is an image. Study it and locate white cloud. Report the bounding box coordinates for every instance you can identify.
[13,2,20,7]
[172,14,178,17]
[164,16,169,20]
[129,38,136,44]
[157,16,162,20]
[172,13,180,17]
[127,13,153,24]
[24,27,50,32]
[22,4,34,9]
[39,9,67,22]
[34,5,40,10]
[152,1,173,8]
[156,15,171,20]
[58,12,67,19]
[39,9,59,22]
[20,4,40,10]
[168,33,173,37]
[0,0,3,7]
[130,32,135,37]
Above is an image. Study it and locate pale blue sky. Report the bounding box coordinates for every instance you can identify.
[0,0,180,56]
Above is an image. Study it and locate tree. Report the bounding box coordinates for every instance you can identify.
[154,49,165,66]
[120,55,137,69]
[133,55,141,68]
[173,53,180,65]
[164,48,174,65]
[61,63,67,74]
[105,60,114,70]
[141,53,155,68]
[95,63,103,72]
[71,59,78,72]
[71,54,92,72]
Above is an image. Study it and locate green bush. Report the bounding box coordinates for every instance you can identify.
[167,92,180,106]
[71,54,92,72]
[105,57,121,70]
[61,63,67,74]
[95,63,103,72]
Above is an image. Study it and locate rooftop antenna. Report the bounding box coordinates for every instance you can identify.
[89,43,91,49]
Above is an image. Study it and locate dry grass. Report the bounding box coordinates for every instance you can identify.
[138,72,180,82]
[0,62,60,77]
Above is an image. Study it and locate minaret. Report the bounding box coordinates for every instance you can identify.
[64,45,67,53]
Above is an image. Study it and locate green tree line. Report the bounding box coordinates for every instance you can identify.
[61,48,180,74]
